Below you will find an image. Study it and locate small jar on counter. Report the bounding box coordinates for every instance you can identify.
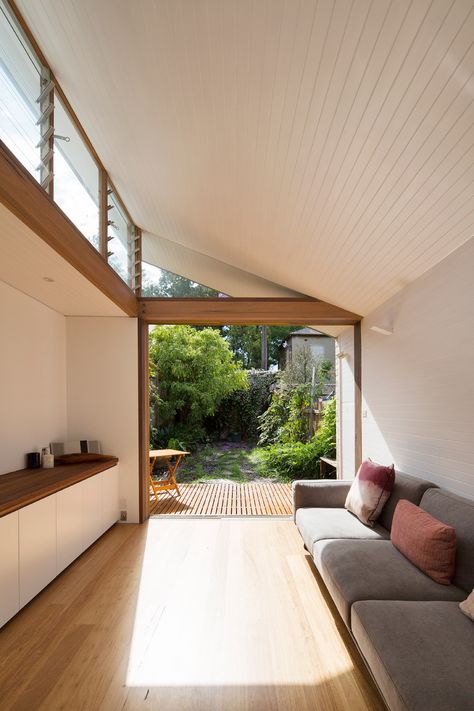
[41,447,54,469]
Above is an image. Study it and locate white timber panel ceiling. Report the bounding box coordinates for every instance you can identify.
[142,231,302,297]
[0,204,126,316]
[16,0,474,315]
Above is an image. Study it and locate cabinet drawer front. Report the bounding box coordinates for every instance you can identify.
[57,485,84,573]
[0,512,19,627]
[19,496,57,607]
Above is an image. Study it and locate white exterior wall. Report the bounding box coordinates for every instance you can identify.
[0,281,67,474]
[361,239,474,499]
[66,317,140,522]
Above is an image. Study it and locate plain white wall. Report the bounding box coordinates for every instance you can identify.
[361,238,474,499]
[66,317,140,522]
[0,280,67,474]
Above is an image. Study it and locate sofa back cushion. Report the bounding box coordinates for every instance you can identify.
[420,489,474,593]
[378,472,435,531]
[391,500,457,585]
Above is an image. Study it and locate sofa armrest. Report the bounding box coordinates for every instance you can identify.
[292,480,352,520]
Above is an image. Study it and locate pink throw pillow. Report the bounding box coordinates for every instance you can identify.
[344,459,395,527]
[391,500,456,585]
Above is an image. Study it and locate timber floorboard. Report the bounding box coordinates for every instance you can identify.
[0,519,385,711]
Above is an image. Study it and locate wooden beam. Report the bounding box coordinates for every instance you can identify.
[354,321,362,470]
[139,297,361,325]
[0,140,138,317]
[138,319,150,523]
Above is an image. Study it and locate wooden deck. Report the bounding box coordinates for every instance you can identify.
[150,481,293,516]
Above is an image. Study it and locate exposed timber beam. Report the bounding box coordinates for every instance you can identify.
[140,297,361,325]
[0,140,138,317]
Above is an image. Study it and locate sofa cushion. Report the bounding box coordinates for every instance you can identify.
[313,539,465,626]
[420,488,474,593]
[351,601,474,711]
[295,507,389,552]
[377,472,435,531]
[391,500,456,585]
[344,459,395,527]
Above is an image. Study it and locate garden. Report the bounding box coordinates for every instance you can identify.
[149,323,337,484]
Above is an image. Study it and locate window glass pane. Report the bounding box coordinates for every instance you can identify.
[141,261,221,297]
[108,188,131,284]
[54,97,99,249]
[0,2,41,179]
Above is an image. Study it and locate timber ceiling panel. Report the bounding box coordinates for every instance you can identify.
[0,203,126,316]
[16,0,474,315]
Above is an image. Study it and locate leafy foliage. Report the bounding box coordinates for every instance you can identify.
[142,264,219,297]
[314,398,337,459]
[258,350,335,446]
[255,441,321,480]
[149,325,247,448]
[256,399,337,480]
[222,325,300,369]
[207,370,277,442]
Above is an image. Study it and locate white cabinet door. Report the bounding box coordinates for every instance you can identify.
[57,484,84,573]
[0,511,19,627]
[101,465,119,532]
[19,496,57,607]
[82,474,103,549]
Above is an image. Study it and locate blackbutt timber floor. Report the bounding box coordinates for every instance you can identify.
[0,519,384,711]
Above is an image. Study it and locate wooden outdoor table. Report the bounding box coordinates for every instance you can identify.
[149,449,190,499]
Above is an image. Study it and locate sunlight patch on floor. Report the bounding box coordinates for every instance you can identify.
[126,519,354,688]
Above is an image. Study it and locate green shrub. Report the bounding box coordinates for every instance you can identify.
[256,398,337,480]
[257,354,335,447]
[257,387,290,446]
[207,369,276,441]
[151,423,208,451]
[256,441,321,480]
[315,398,336,458]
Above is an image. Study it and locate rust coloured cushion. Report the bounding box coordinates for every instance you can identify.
[344,459,395,527]
[391,499,457,585]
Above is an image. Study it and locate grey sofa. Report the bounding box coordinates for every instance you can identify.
[293,473,474,711]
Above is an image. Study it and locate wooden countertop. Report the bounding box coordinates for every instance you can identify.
[0,457,118,518]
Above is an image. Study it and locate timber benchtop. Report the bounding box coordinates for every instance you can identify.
[0,457,118,518]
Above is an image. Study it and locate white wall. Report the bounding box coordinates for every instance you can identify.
[361,238,474,499]
[336,328,356,479]
[0,281,67,474]
[66,317,140,522]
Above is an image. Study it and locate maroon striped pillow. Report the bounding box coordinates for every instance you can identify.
[391,500,456,585]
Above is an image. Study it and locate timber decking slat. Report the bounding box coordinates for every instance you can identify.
[150,481,292,516]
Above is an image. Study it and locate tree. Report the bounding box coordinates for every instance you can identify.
[142,264,219,297]
[149,325,248,446]
[222,325,299,369]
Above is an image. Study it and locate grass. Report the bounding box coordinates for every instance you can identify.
[173,442,284,483]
